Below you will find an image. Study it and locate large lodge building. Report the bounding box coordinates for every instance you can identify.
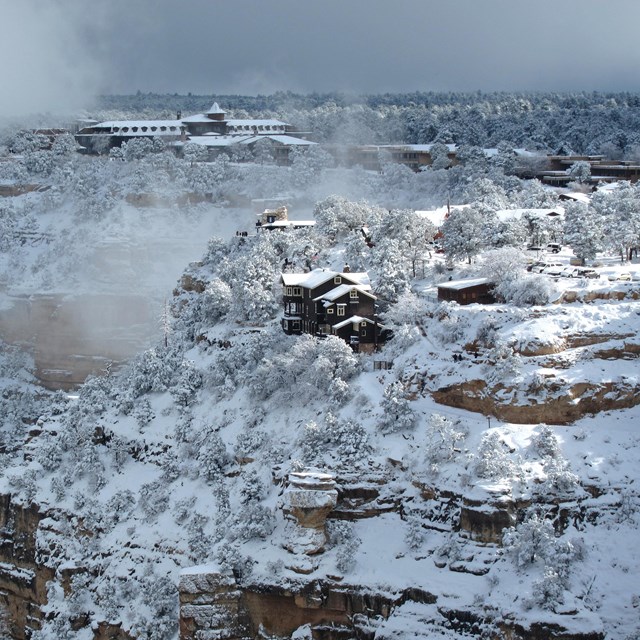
[73,104,640,182]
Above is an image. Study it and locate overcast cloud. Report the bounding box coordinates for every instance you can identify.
[3,0,640,116]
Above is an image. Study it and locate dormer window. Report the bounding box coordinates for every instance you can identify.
[334,276,342,284]
[350,290,359,299]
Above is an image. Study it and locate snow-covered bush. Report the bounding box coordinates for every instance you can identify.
[540,457,580,498]
[328,520,360,573]
[138,480,170,522]
[495,274,556,306]
[299,414,371,465]
[405,516,426,550]
[530,425,560,459]
[475,432,515,479]
[194,428,230,483]
[504,511,585,611]
[483,341,522,383]
[433,302,467,345]
[377,380,416,434]
[503,512,557,567]
[424,413,468,469]
[475,316,499,348]
[201,278,232,323]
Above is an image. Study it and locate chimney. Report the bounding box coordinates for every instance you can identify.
[177,110,182,120]
[343,263,350,273]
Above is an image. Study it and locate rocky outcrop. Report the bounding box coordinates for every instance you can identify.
[432,378,640,425]
[0,495,54,639]
[179,571,431,640]
[178,571,604,640]
[282,471,338,573]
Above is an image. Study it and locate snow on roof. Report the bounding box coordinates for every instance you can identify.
[332,315,385,330]
[206,102,225,114]
[186,135,254,147]
[281,268,370,289]
[261,220,316,228]
[313,283,374,302]
[416,205,468,227]
[437,277,493,291]
[227,119,288,127]
[181,114,214,123]
[187,134,314,148]
[379,143,457,153]
[89,120,183,131]
[495,207,564,222]
[266,134,315,146]
[559,191,591,204]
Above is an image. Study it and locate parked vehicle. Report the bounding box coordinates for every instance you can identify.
[577,268,600,279]
[561,266,580,278]
[546,243,562,254]
[608,272,631,282]
[542,265,564,277]
[532,261,563,274]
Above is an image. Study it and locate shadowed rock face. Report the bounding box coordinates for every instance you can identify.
[0,294,157,389]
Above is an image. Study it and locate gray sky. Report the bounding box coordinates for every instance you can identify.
[3,0,640,115]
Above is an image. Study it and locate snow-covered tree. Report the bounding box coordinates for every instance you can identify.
[441,207,486,264]
[563,201,603,264]
[378,380,416,434]
[475,431,515,479]
[567,160,592,184]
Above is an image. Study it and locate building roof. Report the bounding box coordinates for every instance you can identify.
[437,277,493,291]
[313,284,374,302]
[260,220,316,229]
[281,268,370,289]
[494,207,564,222]
[206,102,225,115]
[332,315,385,330]
[226,119,288,128]
[186,134,315,148]
[82,120,184,134]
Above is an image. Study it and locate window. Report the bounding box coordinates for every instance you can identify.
[327,307,334,314]
[350,290,359,299]
[361,329,367,336]
[292,287,302,297]
[337,305,345,316]
[334,276,342,284]
[292,320,300,331]
[285,286,293,296]
[360,321,367,327]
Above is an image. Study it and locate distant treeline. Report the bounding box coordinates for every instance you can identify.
[94,91,640,156]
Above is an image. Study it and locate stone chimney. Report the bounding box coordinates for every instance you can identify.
[343,263,351,273]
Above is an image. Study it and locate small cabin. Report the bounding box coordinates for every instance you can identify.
[437,278,496,305]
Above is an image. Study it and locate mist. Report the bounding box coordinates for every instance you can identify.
[0,0,104,118]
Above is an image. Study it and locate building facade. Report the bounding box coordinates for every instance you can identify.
[281,268,385,352]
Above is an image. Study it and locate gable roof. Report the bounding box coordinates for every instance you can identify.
[281,269,370,289]
[332,315,386,330]
[313,284,374,302]
[437,277,493,291]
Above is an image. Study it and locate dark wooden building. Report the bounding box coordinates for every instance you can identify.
[281,268,386,351]
[437,278,496,305]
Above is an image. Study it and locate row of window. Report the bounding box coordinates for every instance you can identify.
[284,286,303,297]
[111,125,181,134]
[228,125,285,132]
